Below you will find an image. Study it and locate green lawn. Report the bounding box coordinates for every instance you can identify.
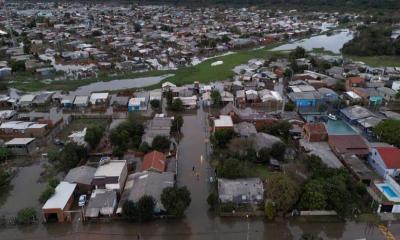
[251,163,272,180]
[346,55,400,67]
[57,118,110,141]
[9,42,286,92]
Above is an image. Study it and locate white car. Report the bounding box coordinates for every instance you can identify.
[78,195,87,207]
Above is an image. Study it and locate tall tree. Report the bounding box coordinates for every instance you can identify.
[161,186,191,217]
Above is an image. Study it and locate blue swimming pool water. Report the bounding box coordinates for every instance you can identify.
[325,119,356,135]
[382,186,399,198]
[302,114,356,135]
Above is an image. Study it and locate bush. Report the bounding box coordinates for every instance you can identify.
[269,142,286,162]
[122,200,138,221]
[137,195,155,222]
[0,148,11,162]
[207,192,219,210]
[264,201,276,220]
[150,99,161,109]
[172,116,184,133]
[152,135,171,152]
[169,98,184,111]
[84,125,105,149]
[161,186,191,217]
[0,168,11,188]
[211,129,235,149]
[16,208,37,225]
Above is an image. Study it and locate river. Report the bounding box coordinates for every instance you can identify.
[272,29,354,54]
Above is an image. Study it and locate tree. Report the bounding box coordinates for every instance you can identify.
[216,158,248,179]
[211,129,235,149]
[172,116,184,133]
[152,135,171,152]
[122,200,138,221]
[211,90,222,106]
[298,179,327,210]
[269,142,286,162]
[373,120,400,147]
[55,143,87,172]
[264,200,276,220]
[289,47,307,61]
[165,90,173,106]
[267,174,298,213]
[0,148,11,162]
[0,168,10,188]
[262,120,292,141]
[207,192,219,210]
[16,208,37,225]
[84,125,105,149]
[150,99,161,109]
[9,60,26,72]
[137,195,155,222]
[139,141,151,153]
[161,186,191,217]
[170,98,184,111]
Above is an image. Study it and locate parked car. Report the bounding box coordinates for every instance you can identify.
[78,194,87,207]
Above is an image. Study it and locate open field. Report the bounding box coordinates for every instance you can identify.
[9,42,286,92]
[346,55,400,67]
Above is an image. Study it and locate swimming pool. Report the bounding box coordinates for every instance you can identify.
[382,186,399,198]
[301,114,356,135]
[376,183,400,202]
[325,119,357,135]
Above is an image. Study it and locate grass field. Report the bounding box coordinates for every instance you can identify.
[346,55,400,67]
[57,118,110,141]
[9,42,285,92]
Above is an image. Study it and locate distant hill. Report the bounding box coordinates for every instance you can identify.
[131,0,400,9]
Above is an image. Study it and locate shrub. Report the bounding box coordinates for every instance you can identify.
[16,208,37,225]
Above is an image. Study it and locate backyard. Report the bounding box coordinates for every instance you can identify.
[57,118,110,141]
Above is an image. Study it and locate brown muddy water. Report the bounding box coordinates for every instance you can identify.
[0,108,398,240]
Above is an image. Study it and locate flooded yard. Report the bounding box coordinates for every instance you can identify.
[0,162,47,217]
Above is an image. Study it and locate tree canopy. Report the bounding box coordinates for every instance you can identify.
[267,173,298,213]
[161,186,191,217]
[84,125,105,149]
[373,120,400,147]
[152,135,171,152]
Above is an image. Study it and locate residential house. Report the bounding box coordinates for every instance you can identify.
[303,122,328,142]
[90,92,109,105]
[317,87,339,103]
[369,146,400,178]
[73,96,89,108]
[142,115,172,144]
[5,138,36,155]
[42,182,76,223]
[346,76,365,91]
[142,150,167,173]
[340,105,373,124]
[213,115,234,132]
[117,171,175,214]
[92,160,128,193]
[64,165,96,194]
[128,97,148,112]
[218,178,264,204]
[328,135,370,157]
[233,122,257,138]
[174,96,197,109]
[85,189,117,218]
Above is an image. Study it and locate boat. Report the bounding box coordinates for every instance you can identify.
[328,114,337,121]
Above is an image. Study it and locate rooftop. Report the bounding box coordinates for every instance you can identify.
[42,182,76,210]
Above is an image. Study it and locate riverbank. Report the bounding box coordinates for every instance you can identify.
[345,55,400,67]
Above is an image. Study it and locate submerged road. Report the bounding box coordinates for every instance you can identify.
[0,108,398,240]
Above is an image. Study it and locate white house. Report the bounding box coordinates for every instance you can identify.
[369,146,400,178]
[90,93,109,105]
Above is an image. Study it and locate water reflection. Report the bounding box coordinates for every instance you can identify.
[272,29,354,54]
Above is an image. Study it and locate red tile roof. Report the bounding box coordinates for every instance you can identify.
[348,76,364,84]
[142,150,166,172]
[328,135,369,155]
[376,147,400,169]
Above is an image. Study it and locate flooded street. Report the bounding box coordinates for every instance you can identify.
[0,109,399,239]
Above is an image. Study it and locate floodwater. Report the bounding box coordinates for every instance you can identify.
[70,74,174,95]
[0,162,47,217]
[0,108,399,239]
[272,29,354,54]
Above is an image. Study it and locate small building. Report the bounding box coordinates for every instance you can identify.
[328,135,369,157]
[85,189,117,218]
[218,178,264,204]
[340,105,373,124]
[142,151,167,173]
[303,123,328,142]
[117,171,175,214]
[92,160,128,192]
[317,87,339,103]
[142,115,172,144]
[42,182,76,223]
[61,95,75,108]
[213,115,233,132]
[90,92,109,105]
[5,138,36,155]
[369,146,400,178]
[162,82,177,92]
[341,153,376,185]
[19,94,36,107]
[128,97,147,112]
[174,96,197,109]
[110,95,129,110]
[233,122,257,138]
[64,166,96,194]
[73,96,89,107]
